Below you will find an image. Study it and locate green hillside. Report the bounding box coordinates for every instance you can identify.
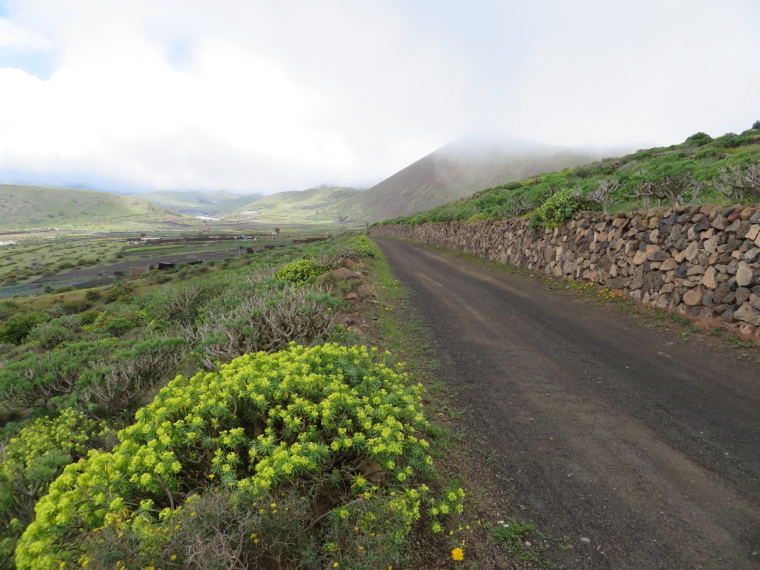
[0,185,192,231]
[376,122,760,227]
[140,190,263,215]
[322,136,599,222]
[231,186,363,223]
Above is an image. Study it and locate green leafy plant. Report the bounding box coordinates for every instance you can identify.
[529,188,581,229]
[103,282,135,304]
[0,312,48,345]
[488,518,561,562]
[0,410,108,566]
[15,343,453,570]
[274,259,324,284]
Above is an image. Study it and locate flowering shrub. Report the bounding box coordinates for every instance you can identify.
[0,410,109,566]
[274,259,324,284]
[16,343,452,569]
[529,188,582,229]
[342,236,377,259]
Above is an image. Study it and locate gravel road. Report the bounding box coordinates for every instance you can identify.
[373,236,760,570]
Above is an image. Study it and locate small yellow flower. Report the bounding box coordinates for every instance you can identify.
[452,547,464,561]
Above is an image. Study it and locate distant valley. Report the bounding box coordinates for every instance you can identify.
[228,186,364,223]
[1,136,604,230]
[139,190,264,215]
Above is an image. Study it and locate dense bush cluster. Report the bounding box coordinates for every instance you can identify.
[1,233,427,568]
[376,120,760,229]
[16,343,459,570]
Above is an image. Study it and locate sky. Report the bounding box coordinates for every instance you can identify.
[0,0,758,195]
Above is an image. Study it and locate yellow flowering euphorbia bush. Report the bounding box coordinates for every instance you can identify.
[16,343,448,569]
[0,410,110,565]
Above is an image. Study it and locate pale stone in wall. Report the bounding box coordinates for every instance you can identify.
[736,262,755,287]
[702,266,719,289]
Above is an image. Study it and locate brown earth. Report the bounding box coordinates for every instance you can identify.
[372,236,760,569]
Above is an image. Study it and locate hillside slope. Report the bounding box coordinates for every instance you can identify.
[324,136,598,222]
[231,186,363,222]
[0,185,188,231]
[140,190,263,215]
[376,121,760,227]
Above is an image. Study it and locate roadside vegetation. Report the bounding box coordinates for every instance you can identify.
[376,120,760,229]
[0,234,477,569]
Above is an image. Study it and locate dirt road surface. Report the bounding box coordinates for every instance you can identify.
[373,237,760,569]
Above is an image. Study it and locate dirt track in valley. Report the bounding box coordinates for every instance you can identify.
[372,236,760,570]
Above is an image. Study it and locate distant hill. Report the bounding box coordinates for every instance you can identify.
[0,185,188,231]
[231,186,363,222]
[140,190,263,215]
[322,135,599,222]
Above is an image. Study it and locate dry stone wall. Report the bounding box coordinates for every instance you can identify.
[370,203,760,338]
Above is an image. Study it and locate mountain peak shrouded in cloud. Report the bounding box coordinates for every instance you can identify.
[436,132,551,161]
[319,134,602,222]
[0,0,758,194]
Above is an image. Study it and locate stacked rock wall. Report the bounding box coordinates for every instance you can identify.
[370,203,760,337]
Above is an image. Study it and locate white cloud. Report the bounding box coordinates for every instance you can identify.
[0,17,50,50]
[0,0,758,194]
[0,0,467,192]
[500,0,760,148]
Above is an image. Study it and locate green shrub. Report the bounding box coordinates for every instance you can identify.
[103,282,135,304]
[84,290,101,303]
[101,316,137,337]
[0,410,106,566]
[75,337,189,416]
[752,120,760,131]
[193,285,338,369]
[0,336,187,416]
[0,341,114,410]
[529,188,582,229]
[466,212,490,223]
[140,282,209,327]
[720,133,744,148]
[78,310,100,326]
[342,235,377,259]
[16,343,450,570]
[57,299,91,315]
[685,131,713,145]
[89,307,146,337]
[0,313,48,345]
[26,323,73,349]
[274,259,324,284]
